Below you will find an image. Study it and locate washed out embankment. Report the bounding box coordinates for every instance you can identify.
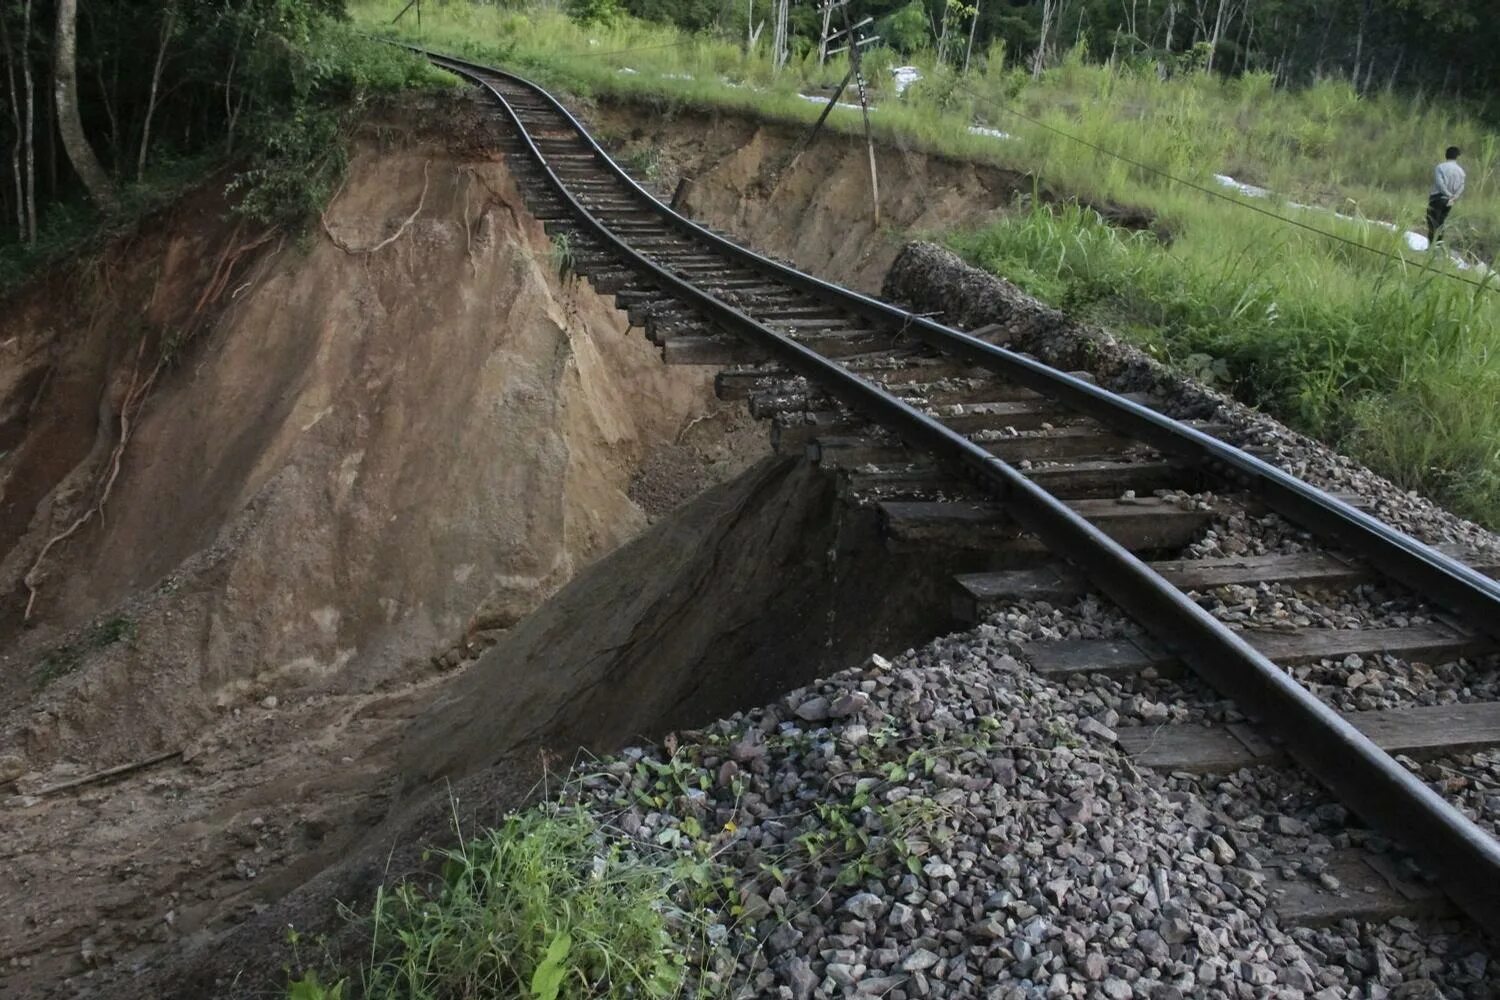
[103,454,977,998]
[0,97,759,776]
[1,94,777,996]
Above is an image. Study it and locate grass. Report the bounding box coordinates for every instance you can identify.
[357,1,1500,258]
[285,800,727,999]
[361,1,1500,529]
[949,200,1500,526]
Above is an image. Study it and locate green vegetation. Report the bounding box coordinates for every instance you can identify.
[34,614,136,689]
[285,803,725,999]
[359,2,1499,256]
[550,231,576,279]
[366,0,1500,526]
[0,1,455,294]
[951,201,1500,525]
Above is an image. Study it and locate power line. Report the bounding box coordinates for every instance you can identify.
[952,82,1498,295]
[587,37,698,58]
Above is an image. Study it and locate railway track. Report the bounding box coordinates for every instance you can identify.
[416,49,1500,938]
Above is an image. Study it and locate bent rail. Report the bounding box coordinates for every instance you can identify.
[417,46,1500,936]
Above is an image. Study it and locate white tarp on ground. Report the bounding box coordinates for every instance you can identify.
[969,125,1012,141]
[892,66,922,94]
[1213,173,1489,272]
[797,92,869,112]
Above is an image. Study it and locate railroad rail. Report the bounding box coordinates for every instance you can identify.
[415,48,1500,936]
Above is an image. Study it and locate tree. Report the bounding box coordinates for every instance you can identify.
[53,0,114,209]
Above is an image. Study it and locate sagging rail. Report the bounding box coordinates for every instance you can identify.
[414,46,1500,936]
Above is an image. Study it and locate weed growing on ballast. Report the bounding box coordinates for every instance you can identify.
[284,798,730,999]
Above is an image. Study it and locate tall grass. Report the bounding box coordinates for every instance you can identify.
[357,2,1500,258]
[950,202,1500,526]
[357,1,1500,527]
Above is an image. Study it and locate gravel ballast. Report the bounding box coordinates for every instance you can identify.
[562,628,1492,998]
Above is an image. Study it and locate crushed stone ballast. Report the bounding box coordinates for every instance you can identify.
[410,45,1500,937]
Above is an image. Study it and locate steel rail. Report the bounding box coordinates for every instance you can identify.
[420,47,1500,641]
[420,49,1500,936]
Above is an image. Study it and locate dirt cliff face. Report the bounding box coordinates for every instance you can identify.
[0,99,737,772]
[595,103,1029,293]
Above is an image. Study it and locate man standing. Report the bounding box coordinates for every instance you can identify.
[1427,146,1466,245]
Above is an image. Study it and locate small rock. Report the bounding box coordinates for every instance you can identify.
[786,957,817,1000]
[901,948,940,972]
[843,892,885,921]
[971,917,1006,941]
[260,695,278,710]
[831,691,869,717]
[0,754,25,784]
[740,892,772,922]
[1077,717,1118,743]
[793,696,831,723]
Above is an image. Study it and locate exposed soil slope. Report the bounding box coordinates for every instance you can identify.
[0,100,753,771]
[93,453,986,998]
[584,99,1153,294]
[0,95,764,994]
[589,102,1028,293]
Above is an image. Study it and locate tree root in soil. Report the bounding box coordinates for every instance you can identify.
[321,159,430,255]
[21,225,278,621]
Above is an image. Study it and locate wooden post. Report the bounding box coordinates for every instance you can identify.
[841,4,880,227]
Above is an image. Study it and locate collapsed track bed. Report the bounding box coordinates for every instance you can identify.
[415,48,1500,941]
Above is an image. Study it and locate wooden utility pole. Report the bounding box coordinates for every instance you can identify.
[838,1,880,226]
[796,0,881,226]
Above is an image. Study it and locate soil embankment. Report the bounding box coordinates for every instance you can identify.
[590,102,1028,292]
[76,453,980,998]
[584,99,1153,294]
[0,95,764,993]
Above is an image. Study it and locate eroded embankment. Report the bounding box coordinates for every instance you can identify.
[0,95,768,994]
[0,98,758,773]
[582,98,1154,294]
[586,101,1028,293]
[83,453,980,998]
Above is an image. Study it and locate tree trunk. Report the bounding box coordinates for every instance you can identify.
[137,5,175,181]
[53,0,114,209]
[1,8,26,239]
[1205,0,1235,73]
[21,0,35,242]
[1033,0,1056,78]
